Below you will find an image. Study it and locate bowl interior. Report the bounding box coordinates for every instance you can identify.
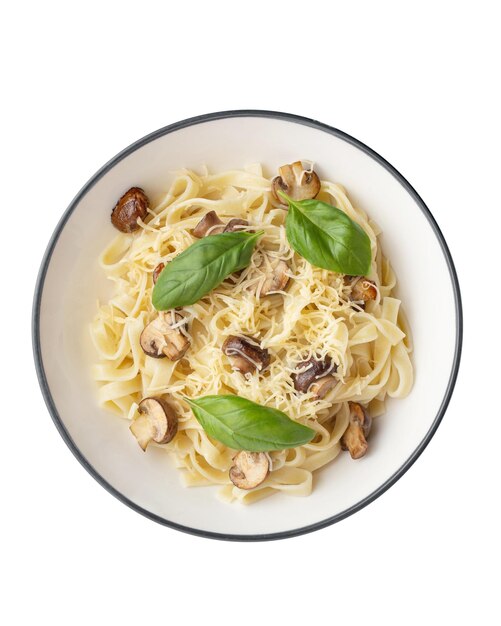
[36,114,459,537]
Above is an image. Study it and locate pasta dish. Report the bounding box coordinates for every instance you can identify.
[90,161,413,503]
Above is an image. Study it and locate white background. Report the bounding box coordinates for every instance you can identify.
[1,1,499,624]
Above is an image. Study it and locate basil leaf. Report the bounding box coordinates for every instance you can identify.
[281,192,371,276]
[185,395,316,452]
[152,231,262,310]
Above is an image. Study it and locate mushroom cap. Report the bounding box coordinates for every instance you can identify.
[223,218,250,233]
[229,451,270,490]
[192,211,225,238]
[341,402,372,459]
[271,161,321,202]
[111,187,149,233]
[293,357,336,393]
[140,312,190,361]
[152,262,165,284]
[222,335,270,374]
[130,397,178,450]
[228,355,255,375]
[344,276,377,309]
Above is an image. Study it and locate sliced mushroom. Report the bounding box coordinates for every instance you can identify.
[111,187,149,233]
[130,397,178,451]
[152,262,165,284]
[271,161,321,202]
[253,254,290,296]
[309,375,337,400]
[229,451,269,489]
[345,276,377,308]
[140,312,190,361]
[222,335,270,375]
[223,218,250,233]
[293,356,336,393]
[192,211,225,238]
[340,402,372,459]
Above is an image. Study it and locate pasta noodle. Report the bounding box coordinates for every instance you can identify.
[90,164,413,503]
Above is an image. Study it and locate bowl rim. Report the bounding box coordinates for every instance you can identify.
[32,109,463,541]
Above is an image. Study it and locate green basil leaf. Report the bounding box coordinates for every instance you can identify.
[185,395,316,452]
[281,192,371,275]
[152,231,262,310]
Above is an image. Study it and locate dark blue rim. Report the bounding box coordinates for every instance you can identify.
[32,110,463,541]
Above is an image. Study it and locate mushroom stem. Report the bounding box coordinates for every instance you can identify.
[310,375,337,400]
[340,402,372,459]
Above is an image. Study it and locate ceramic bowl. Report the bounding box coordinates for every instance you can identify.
[33,111,462,540]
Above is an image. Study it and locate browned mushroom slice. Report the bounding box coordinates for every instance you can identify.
[293,356,336,393]
[223,218,250,233]
[192,211,225,238]
[340,402,372,459]
[140,312,190,361]
[271,161,321,202]
[152,262,165,284]
[259,259,290,296]
[222,335,270,374]
[130,397,178,451]
[345,276,377,308]
[309,375,337,400]
[229,451,270,489]
[111,187,149,233]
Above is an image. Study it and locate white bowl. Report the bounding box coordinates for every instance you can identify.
[33,111,462,540]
